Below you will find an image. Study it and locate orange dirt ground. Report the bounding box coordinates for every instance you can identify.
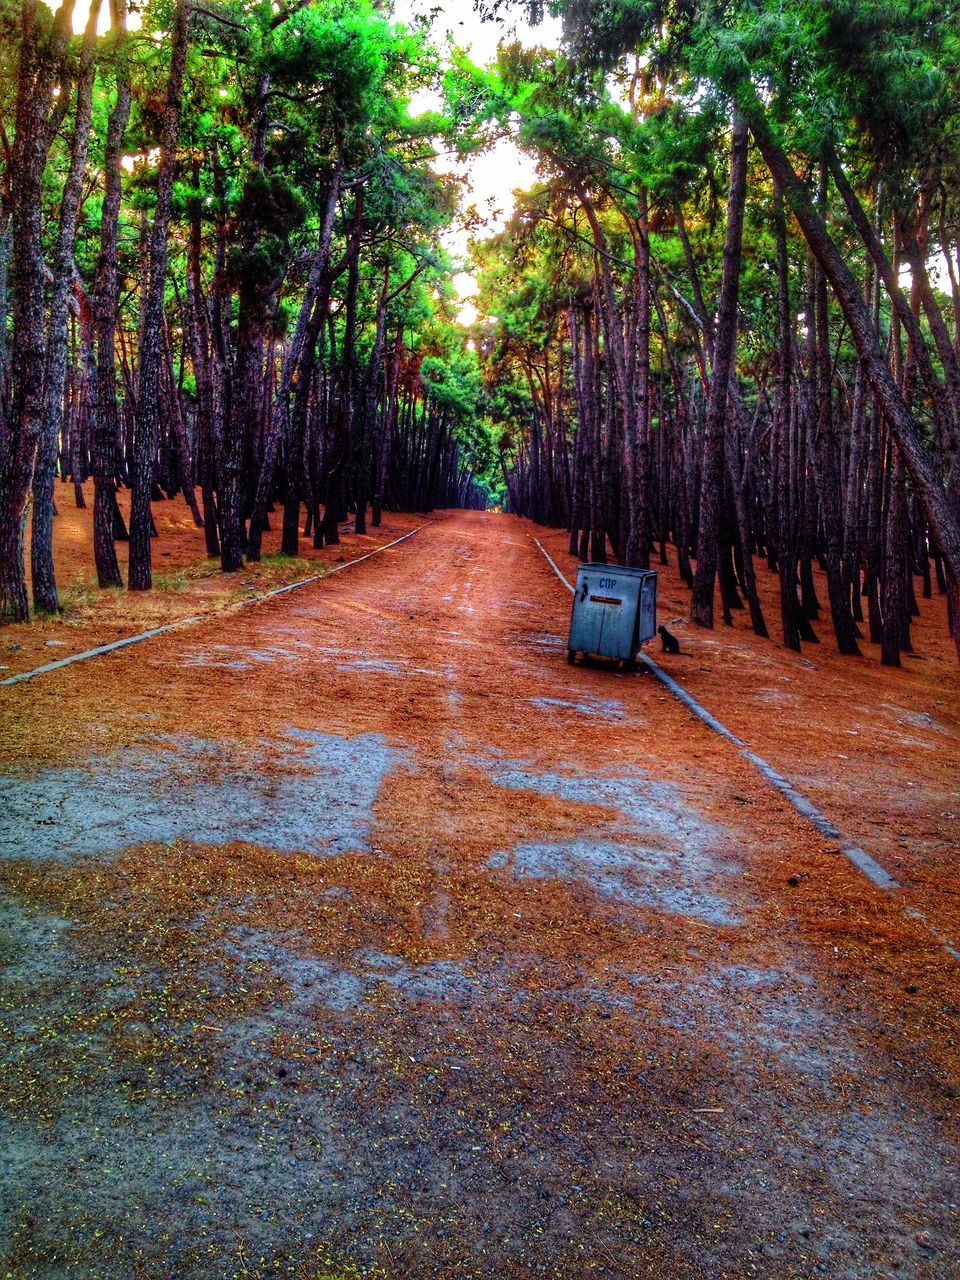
[0,501,958,1279]
[3,481,426,680]
[531,520,960,953]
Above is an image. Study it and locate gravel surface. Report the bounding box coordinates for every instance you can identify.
[1,511,958,1279]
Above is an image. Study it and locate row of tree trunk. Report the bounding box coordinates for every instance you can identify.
[0,0,487,622]
[499,113,960,666]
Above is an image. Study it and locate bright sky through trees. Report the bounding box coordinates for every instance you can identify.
[392,1,563,318]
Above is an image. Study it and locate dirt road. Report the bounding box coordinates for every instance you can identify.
[1,511,958,1279]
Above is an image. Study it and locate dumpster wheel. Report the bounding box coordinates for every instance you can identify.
[567,649,577,665]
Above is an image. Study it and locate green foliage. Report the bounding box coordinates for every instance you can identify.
[227,171,306,291]
[11,0,960,540]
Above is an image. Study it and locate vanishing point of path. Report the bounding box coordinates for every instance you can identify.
[1,511,958,1279]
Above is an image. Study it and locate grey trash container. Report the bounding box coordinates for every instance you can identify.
[567,563,657,667]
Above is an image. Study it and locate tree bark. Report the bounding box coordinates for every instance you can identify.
[691,111,748,628]
[0,0,78,621]
[92,0,132,589]
[32,0,101,613]
[736,83,960,605]
[129,0,190,590]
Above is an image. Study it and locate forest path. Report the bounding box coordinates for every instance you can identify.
[1,511,958,1279]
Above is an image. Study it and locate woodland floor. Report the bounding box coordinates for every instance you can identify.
[0,499,958,1279]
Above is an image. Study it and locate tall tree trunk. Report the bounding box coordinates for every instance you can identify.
[318,197,363,548]
[92,0,132,589]
[737,83,960,608]
[630,196,652,567]
[771,183,802,651]
[882,443,909,667]
[579,196,640,565]
[221,299,263,571]
[31,0,100,613]
[219,72,271,572]
[0,219,11,381]
[248,163,342,560]
[373,329,403,527]
[0,0,78,622]
[827,151,957,456]
[691,111,748,628]
[355,267,392,537]
[725,394,768,636]
[129,0,190,590]
[811,165,860,654]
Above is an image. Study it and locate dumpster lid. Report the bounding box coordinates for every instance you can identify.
[577,562,657,578]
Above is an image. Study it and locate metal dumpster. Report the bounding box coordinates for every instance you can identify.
[567,563,657,667]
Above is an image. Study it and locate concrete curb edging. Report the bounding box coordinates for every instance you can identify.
[2,521,434,689]
[532,537,902,894]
